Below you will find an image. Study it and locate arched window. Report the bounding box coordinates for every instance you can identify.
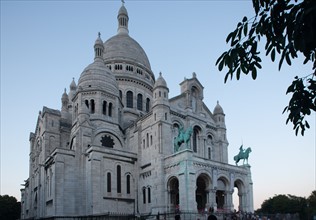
[193,126,201,153]
[146,133,149,148]
[146,98,150,112]
[126,91,133,108]
[103,101,107,115]
[143,187,146,204]
[117,165,121,193]
[107,173,111,193]
[137,94,143,111]
[90,99,95,114]
[126,175,131,194]
[85,100,89,109]
[148,187,151,203]
[108,103,113,117]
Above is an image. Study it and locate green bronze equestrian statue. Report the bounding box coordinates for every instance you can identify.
[234,145,252,165]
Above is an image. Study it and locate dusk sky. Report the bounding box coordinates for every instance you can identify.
[1,0,315,210]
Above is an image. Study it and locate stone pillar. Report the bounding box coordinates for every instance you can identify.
[226,191,234,212]
[178,160,196,212]
[210,189,217,211]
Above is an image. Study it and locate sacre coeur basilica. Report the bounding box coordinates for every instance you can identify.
[21,2,254,219]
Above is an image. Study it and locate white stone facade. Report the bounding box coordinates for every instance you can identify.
[21,3,253,219]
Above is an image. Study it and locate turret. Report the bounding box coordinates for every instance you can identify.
[213,101,225,128]
[69,77,77,101]
[213,101,228,163]
[61,88,69,112]
[153,72,169,109]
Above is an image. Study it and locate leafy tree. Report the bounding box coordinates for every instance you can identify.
[257,194,307,218]
[0,195,21,220]
[307,191,316,219]
[216,0,316,135]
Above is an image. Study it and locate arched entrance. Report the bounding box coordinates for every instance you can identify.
[167,177,179,211]
[233,179,244,211]
[196,174,211,212]
[216,178,227,210]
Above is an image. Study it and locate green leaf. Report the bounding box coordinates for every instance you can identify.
[254,61,262,69]
[215,52,227,66]
[306,121,310,129]
[224,73,230,83]
[279,50,285,70]
[303,56,309,65]
[236,67,241,80]
[218,59,225,71]
[285,53,292,66]
[282,106,288,114]
[271,48,276,62]
[252,67,257,80]
[243,23,248,36]
[286,83,295,94]
[226,32,234,43]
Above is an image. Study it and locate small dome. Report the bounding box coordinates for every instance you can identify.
[78,61,119,95]
[78,34,118,94]
[154,72,168,88]
[214,101,224,114]
[118,4,128,16]
[62,88,68,100]
[95,33,103,46]
[70,78,77,90]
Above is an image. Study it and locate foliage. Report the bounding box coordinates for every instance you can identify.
[307,191,316,218]
[256,191,316,219]
[0,195,21,220]
[216,0,316,135]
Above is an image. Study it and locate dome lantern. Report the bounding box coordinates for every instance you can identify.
[94,32,104,62]
[117,0,129,35]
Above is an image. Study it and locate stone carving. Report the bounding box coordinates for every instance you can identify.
[233,145,252,165]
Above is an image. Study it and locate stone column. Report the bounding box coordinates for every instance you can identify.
[210,189,217,211]
[178,160,196,212]
[226,191,234,212]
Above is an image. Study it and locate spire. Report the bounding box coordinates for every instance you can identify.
[61,88,69,112]
[117,1,129,35]
[69,77,77,100]
[94,32,104,61]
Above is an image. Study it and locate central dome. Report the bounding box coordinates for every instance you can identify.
[103,3,151,70]
[103,34,151,69]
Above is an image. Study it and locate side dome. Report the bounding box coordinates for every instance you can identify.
[78,62,119,94]
[213,101,224,114]
[154,72,168,89]
[78,34,119,95]
[103,34,151,70]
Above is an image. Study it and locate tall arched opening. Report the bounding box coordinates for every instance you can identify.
[167,176,179,211]
[196,174,211,212]
[233,179,244,211]
[216,178,228,210]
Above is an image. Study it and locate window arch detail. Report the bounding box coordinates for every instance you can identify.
[126,91,133,108]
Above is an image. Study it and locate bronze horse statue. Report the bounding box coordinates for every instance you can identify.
[174,126,193,152]
[234,147,252,165]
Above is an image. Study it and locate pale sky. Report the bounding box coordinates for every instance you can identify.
[1,0,315,210]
